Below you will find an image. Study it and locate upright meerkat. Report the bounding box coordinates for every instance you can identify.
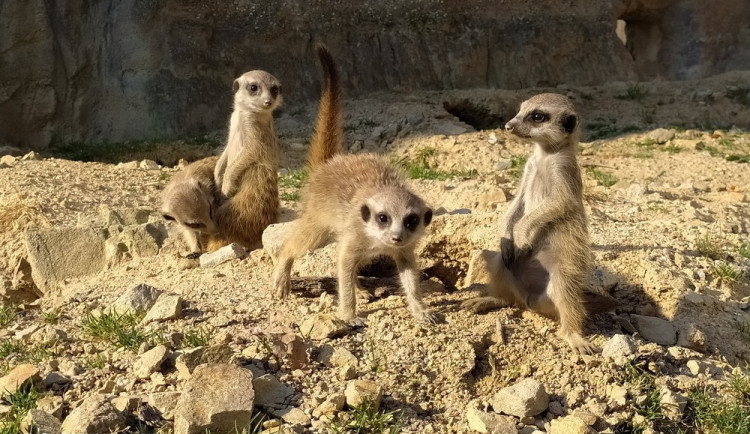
[161,156,220,258]
[208,70,282,250]
[272,45,437,324]
[462,93,595,354]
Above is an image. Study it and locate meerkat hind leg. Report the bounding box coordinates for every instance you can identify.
[272,218,330,299]
[546,272,597,355]
[461,252,516,313]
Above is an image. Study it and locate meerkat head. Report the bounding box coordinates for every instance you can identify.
[161,180,219,235]
[233,70,282,113]
[359,188,433,249]
[504,93,579,152]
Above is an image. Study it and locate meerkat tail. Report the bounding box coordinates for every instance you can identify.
[306,44,343,170]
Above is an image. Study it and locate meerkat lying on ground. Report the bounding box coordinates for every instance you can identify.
[208,69,283,251]
[272,45,437,324]
[161,156,220,258]
[462,93,597,354]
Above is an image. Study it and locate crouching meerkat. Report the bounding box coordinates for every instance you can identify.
[272,45,437,324]
[208,69,283,251]
[462,93,596,354]
[161,156,220,258]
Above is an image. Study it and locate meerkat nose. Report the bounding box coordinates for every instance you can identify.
[391,235,403,243]
[263,100,272,107]
[505,122,514,132]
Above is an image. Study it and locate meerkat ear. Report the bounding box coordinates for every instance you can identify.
[562,114,577,133]
[424,208,433,226]
[360,204,371,222]
[233,79,240,93]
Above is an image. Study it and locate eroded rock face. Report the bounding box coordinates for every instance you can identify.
[4,0,746,149]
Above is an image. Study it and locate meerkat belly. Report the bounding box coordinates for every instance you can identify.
[511,248,559,316]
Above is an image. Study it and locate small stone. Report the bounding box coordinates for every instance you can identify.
[463,250,496,287]
[43,371,71,388]
[0,364,40,398]
[272,407,311,426]
[496,158,512,171]
[0,155,17,166]
[312,394,346,417]
[142,293,183,323]
[175,347,206,379]
[316,345,358,368]
[148,392,182,419]
[548,414,596,434]
[345,379,383,411]
[173,364,255,434]
[253,374,294,407]
[60,395,126,433]
[648,128,675,144]
[341,364,357,380]
[660,387,687,420]
[686,360,708,376]
[488,133,498,145]
[440,123,467,135]
[299,314,349,340]
[676,323,707,352]
[133,345,169,379]
[112,283,163,314]
[139,159,160,170]
[116,161,139,170]
[547,401,564,416]
[21,151,41,161]
[15,324,40,342]
[466,401,517,433]
[199,243,246,267]
[21,409,61,434]
[683,292,705,305]
[268,328,309,369]
[631,314,677,346]
[491,378,549,418]
[111,396,140,413]
[36,395,63,419]
[602,334,637,359]
[261,223,290,259]
[608,385,628,409]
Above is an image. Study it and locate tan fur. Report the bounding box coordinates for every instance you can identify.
[161,156,220,258]
[209,70,282,251]
[271,47,436,323]
[307,44,342,169]
[462,93,596,354]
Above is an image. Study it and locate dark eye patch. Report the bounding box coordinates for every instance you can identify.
[527,110,549,123]
[403,213,420,231]
[162,214,175,221]
[185,222,204,229]
[270,86,279,97]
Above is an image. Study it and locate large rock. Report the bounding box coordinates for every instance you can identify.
[299,314,350,340]
[173,364,255,434]
[112,283,163,314]
[141,293,183,323]
[466,402,517,433]
[21,409,62,434]
[24,227,107,292]
[252,374,294,407]
[491,378,549,418]
[631,314,677,346]
[60,395,126,433]
[133,345,169,379]
[344,380,383,411]
[3,0,749,149]
[117,222,168,257]
[0,364,40,399]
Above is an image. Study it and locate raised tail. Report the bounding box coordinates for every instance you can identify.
[306,44,342,169]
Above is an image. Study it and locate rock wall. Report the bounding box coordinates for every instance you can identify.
[0,0,748,149]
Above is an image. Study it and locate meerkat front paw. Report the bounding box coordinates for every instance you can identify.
[273,269,291,299]
[563,332,598,355]
[415,309,440,325]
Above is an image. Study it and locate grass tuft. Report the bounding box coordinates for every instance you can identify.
[398,148,477,181]
[279,169,308,189]
[696,235,723,260]
[0,382,39,433]
[327,403,403,434]
[618,83,650,101]
[183,326,213,348]
[586,168,618,188]
[81,309,149,350]
[508,155,528,179]
[0,305,17,328]
[739,244,750,260]
[41,308,62,324]
[686,369,750,434]
[712,262,744,285]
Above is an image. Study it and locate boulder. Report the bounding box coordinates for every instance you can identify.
[252,374,294,407]
[631,315,677,346]
[466,401,517,433]
[60,395,126,433]
[491,378,549,418]
[0,364,40,399]
[20,409,61,434]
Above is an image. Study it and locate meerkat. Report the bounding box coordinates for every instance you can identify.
[207,70,283,251]
[462,93,596,354]
[161,156,220,258]
[272,45,437,324]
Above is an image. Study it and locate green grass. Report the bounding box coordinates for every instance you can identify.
[280,191,300,202]
[686,369,750,434]
[48,137,219,163]
[726,154,750,164]
[183,326,212,348]
[327,404,403,434]
[712,262,744,285]
[617,83,650,101]
[398,148,477,181]
[586,168,618,188]
[0,339,58,372]
[585,117,641,141]
[85,353,107,370]
[739,318,750,343]
[0,339,24,359]
[739,244,750,259]
[279,169,308,189]
[81,309,149,350]
[508,155,528,179]
[0,305,17,328]
[41,308,62,324]
[0,382,39,434]
[696,235,723,260]
[662,144,682,154]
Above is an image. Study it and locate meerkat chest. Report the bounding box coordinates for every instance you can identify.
[524,157,558,209]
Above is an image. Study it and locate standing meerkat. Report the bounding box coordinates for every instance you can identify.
[161,156,220,258]
[272,45,437,324]
[462,93,596,354]
[208,70,283,250]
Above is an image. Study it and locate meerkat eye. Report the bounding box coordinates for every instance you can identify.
[377,213,389,224]
[249,84,259,92]
[162,214,175,221]
[185,222,205,229]
[404,213,420,231]
[270,86,279,97]
[529,111,549,123]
